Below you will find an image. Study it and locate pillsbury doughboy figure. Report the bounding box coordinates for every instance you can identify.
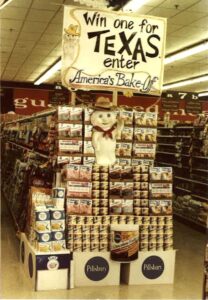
[91,97,124,166]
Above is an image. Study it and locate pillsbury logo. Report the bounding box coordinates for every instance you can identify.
[142,256,164,279]
[85,256,109,281]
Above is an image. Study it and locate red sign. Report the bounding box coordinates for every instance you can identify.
[5,87,208,122]
[14,89,50,115]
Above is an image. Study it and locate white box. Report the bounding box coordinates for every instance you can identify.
[121,250,176,285]
[73,252,120,287]
[20,233,72,291]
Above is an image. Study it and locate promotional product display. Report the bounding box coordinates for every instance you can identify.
[1,1,208,299]
[2,105,175,289]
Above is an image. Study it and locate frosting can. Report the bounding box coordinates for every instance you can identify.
[110,225,139,262]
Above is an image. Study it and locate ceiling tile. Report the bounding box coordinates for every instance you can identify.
[145,0,164,5]
[165,36,186,53]
[187,0,208,13]
[0,38,16,48]
[169,11,207,25]
[1,19,23,30]
[0,29,20,40]
[26,9,55,22]
[31,0,64,11]
[51,11,63,24]
[0,42,15,51]
[136,5,154,14]
[7,56,27,65]
[1,56,9,64]
[18,31,42,42]
[8,0,32,8]
[39,34,61,44]
[21,21,48,33]
[160,0,199,9]
[166,23,184,34]
[169,25,206,38]
[16,40,36,48]
[31,46,54,56]
[189,16,208,28]
[0,7,28,20]
[148,7,178,18]
[43,23,62,35]
[12,45,33,54]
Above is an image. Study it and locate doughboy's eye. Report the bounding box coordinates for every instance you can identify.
[107,113,111,117]
[99,114,103,118]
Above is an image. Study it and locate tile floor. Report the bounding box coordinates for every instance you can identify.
[1,198,206,299]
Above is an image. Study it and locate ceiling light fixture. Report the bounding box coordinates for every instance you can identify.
[123,0,149,11]
[0,0,13,10]
[34,60,61,85]
[198,91,208,97]
[163,74,208,90]
[165,40,208,65]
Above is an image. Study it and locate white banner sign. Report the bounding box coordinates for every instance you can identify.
[62,6,167,96]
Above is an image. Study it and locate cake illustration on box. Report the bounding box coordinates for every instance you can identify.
[91,97,124,166]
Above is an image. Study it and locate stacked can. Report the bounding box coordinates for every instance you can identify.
[133,165,149,216]
[139,216,173,251]
[66,221,109,252]
[92,165,109,216]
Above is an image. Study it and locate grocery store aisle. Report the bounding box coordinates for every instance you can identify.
[1,198,206,300]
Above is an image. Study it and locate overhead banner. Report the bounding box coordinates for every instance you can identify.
[62,6,167,96]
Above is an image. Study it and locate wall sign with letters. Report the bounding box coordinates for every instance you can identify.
[62,6,167,96]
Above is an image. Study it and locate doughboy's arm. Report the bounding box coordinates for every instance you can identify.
[92,132,100,152]
[115,117,124,139]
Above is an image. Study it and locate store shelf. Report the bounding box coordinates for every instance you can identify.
[157,151,179,155]
[174,212,206,232]
[6,108,56,124]
[157,127,174,129]
[157,135,191,138]
[192,194,208,202]
[156,161,181,168]
[192,168,208,173]
[7,141,49,159]
[158,143,178,146]
[193,156,208,160]
[175,186,191,193]
[175,176,208,186]
[174,127,193,129]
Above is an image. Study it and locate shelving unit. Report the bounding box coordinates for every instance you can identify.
[1,110,55,234]
[156,122,208,229]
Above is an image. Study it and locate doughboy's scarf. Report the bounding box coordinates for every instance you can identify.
[93,124,116,139]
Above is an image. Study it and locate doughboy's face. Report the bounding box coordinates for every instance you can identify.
[91,110,117,129]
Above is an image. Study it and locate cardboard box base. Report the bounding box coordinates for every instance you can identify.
[20,233,71,291]
[121,250,176,285]
[73,252,120,287]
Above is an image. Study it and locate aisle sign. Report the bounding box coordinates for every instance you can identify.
[161,97,179,112]
[49,83,69,105]
[185,99,202,114]
[162,91,199,101]
[62,6,167,96]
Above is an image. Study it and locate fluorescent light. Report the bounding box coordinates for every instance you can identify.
[123,0,149,11]
[34,60,62,85]
[198,91,208,97]
[163,74,208,90]
[165,40,208,65]
[0,0,13,10]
